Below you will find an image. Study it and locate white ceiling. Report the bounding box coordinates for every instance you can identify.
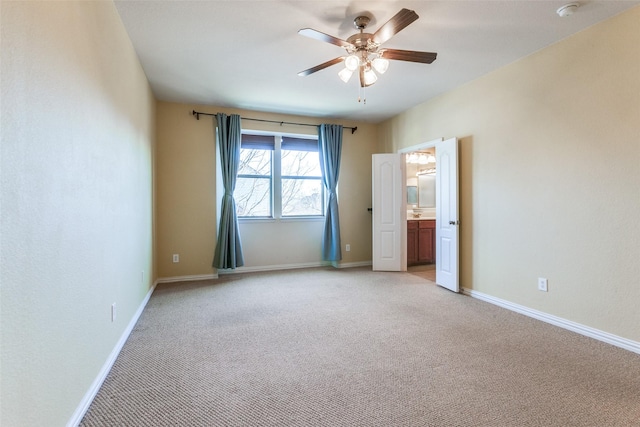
[114,1,639,123]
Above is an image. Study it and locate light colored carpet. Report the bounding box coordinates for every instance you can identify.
[81,267,640,426]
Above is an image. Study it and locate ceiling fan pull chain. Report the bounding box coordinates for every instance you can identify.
[358,85,367,104]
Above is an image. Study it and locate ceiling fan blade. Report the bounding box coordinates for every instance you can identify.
[381,49,437,64]
[372,8,419,45]
[298,57,345,77]
[298,28,352,48]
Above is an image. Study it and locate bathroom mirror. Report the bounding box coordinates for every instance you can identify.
[418,174,436,208]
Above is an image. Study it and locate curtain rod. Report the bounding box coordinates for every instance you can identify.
[192,110,357,134]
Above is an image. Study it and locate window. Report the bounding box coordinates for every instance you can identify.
[235,133,324,218]
[235,135,272,217]
[281,137,323,216]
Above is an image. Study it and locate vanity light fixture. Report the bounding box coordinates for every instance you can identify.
[406,153,419,163]
[406,152,436,164]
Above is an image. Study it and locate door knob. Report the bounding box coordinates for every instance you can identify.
[449,220,459,225]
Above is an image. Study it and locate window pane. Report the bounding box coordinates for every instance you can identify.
[235,177,271,217]
[282,178,323,216]
[238,148,271,176]
[282,149,321,177]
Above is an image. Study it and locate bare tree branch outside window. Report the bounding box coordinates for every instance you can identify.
[236,149,271,216]
[281,150,323,216]
[234,136,324,218]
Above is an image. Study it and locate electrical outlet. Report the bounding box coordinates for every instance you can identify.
[538,277,548,292]
[345,244,351,252]
[111,303,117,322]
[172,254,179,263]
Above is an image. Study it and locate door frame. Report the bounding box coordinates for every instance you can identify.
[398,139,443,272]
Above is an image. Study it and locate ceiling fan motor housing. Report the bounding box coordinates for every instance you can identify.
[346,33,378,51]
[348,16,379,56]
[353,15,370,30]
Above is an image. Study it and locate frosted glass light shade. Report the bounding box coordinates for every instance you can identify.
[338,68,353,83]
[372,57,389,74]
[363,68,377,85]
[344,55,360,71]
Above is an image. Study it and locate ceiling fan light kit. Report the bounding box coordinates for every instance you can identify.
[363,66,378,86]
[298,8,437,101]
[344,55,360,71]
[338,68,353,83]
[372,57,390,74]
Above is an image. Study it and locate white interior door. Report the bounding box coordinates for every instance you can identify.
[435,137,459,292]
[372,154,405,271]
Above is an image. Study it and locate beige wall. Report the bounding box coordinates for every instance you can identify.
[155,101,378,278]
[3,3,636,424]
[379,7,640,342]
[1,2,155,425]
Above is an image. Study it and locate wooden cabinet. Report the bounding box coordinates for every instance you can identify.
[418,221,435,263]
[407,221,418,265]
[407,220,435,265]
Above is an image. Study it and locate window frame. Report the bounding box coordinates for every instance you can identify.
[235,131,325,221]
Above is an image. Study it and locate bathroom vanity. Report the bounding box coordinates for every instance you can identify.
[406,156,436,266]
[407,219,435,265]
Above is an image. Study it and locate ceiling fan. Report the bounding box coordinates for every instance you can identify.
[298,8,437,88]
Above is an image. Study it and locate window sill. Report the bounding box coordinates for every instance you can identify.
[239,216,324,223]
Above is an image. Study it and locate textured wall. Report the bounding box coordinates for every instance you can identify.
[379,7,640,342]
[155,101,379,278]
[1,2,155,425]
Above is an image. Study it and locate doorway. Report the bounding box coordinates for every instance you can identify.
[401,137,459,292]
[372,137,458,292]
[399,139,440,280]
[407,263,437,282]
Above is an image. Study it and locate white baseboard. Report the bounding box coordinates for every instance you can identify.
[335,260,372,269]
[217,260,373,275]
[155,262,372,285]
[461,287,640,355]
[67,283,157,427]
[218,261,331,275]
[156,261,373,283]
[156,273,218,283]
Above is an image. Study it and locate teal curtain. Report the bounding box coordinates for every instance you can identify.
[213,114,244,269]
[318,124,343,261]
